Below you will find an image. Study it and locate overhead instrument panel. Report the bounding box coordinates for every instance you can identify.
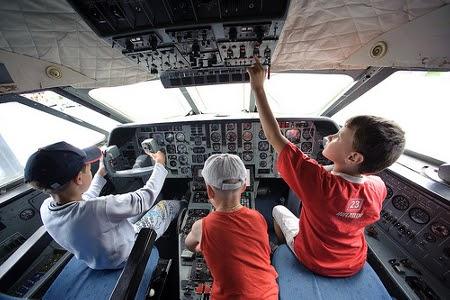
[67,0,289,87]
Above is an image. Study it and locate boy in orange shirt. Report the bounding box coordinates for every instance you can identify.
[185,154,278,299]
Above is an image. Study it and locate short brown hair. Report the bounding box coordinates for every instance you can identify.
[346,115,405,174]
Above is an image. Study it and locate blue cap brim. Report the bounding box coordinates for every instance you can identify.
[82,146,102,164]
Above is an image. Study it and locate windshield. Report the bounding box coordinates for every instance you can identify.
[89,81,192,122]
[332,71,450,163]
[90,73,353,117]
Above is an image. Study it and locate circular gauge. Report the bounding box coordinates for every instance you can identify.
[242,131,253,142]
[260,152,267,159]
[226,123,235,131]
[430,222,449,238]
[177,144,187,154]
[301,142,312,152]
[19,209,35,220]
[165,132,174,143]
[243,142,252,151]
[226,132,237,142]
[302,128,314,140]
[392,195,410,211]
[178,155,188,165]
[243,123,252,130]
[169,160,177,168]
[258,141,269,151]
[260,161,267,167]
[212,143,221,151]
[386,185,393,199]
[423,232,436,243]
[285,129,300,143]
[211,132,221,143]
[409,207,430,224]
[176,132,185,142]
[211,123,219,131]
[228,143,236,151]
[258,130,266,140]
[243,152,253,161]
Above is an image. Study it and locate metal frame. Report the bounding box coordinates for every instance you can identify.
[0,94,109,137]
[320,67,395,117]
[179,87,201,115]
[54,87,133,124]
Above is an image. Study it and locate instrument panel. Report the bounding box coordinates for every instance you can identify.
[108,117,337,180]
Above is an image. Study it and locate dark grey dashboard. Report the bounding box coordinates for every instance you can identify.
[107,117,338,179]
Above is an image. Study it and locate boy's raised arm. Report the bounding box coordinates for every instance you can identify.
[247,60,288,154]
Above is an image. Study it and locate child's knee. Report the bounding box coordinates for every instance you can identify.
[272,205,284,220]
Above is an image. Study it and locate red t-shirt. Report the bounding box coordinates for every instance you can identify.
[277,142,386,277]
[200,207,278,300]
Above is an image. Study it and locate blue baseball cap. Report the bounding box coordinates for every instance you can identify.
[24,141,102,190]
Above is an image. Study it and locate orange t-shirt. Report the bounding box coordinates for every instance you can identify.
[200,207,278,300]
[277,142,387,277]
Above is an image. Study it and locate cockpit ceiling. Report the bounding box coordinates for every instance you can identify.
[0,0,449,91]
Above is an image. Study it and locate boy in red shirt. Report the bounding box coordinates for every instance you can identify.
[185,154,278,299]
[247,60,405,277]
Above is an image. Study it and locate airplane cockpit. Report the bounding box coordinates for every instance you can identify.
[0,0,449,299]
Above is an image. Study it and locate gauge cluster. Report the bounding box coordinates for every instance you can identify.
[107,118,335,179]
[377,170,450,282]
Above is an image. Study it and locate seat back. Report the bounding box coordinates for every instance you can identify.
[44,228,159,300]
[272,245,391,300]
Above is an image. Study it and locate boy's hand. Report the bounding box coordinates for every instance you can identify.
[148,150,166,165]
[247,58,266,91]
[97,154,107,177]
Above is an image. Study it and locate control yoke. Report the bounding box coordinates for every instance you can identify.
[104,138,158,177]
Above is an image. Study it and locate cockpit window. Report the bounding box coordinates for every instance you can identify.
[0,102,105,188]
[187,83,251,113]
[332,71,450,163]
[89,80,192,122]
[265,73,353,115]
[21,91,119,132]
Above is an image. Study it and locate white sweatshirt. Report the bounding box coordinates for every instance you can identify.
[40,163,168,269]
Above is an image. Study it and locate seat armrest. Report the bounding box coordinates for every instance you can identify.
[0,226,52,292]
[109,228,157,300]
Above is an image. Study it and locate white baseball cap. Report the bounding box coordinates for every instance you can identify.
[201,153,246,190]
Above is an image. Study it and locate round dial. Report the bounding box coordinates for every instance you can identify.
[242,131,253,142]
[165,132,174,143]
[258,141,269,151]
[260,161,267,167]
[176,132,185,142]
[302,128,314,140]
[178,155,188,165]
[260,152,267,159]
[226,123,235,131]
[212,143,221,151]
[285,129,300,143]
[228,143,236,151]
[226,132,237,142]
[409,207,430,224]
[243,152,253,161]
[430,222,449,238]
[211,123,219,131]
[392,195,410,211]
[301,142,312,152]
[19,209,35,220]
[177,144,187,154]
[386,185,393,199]
[243,142,252,151]
[258,130,266,140]
[243,122,252,130]
[210,132,221,143]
